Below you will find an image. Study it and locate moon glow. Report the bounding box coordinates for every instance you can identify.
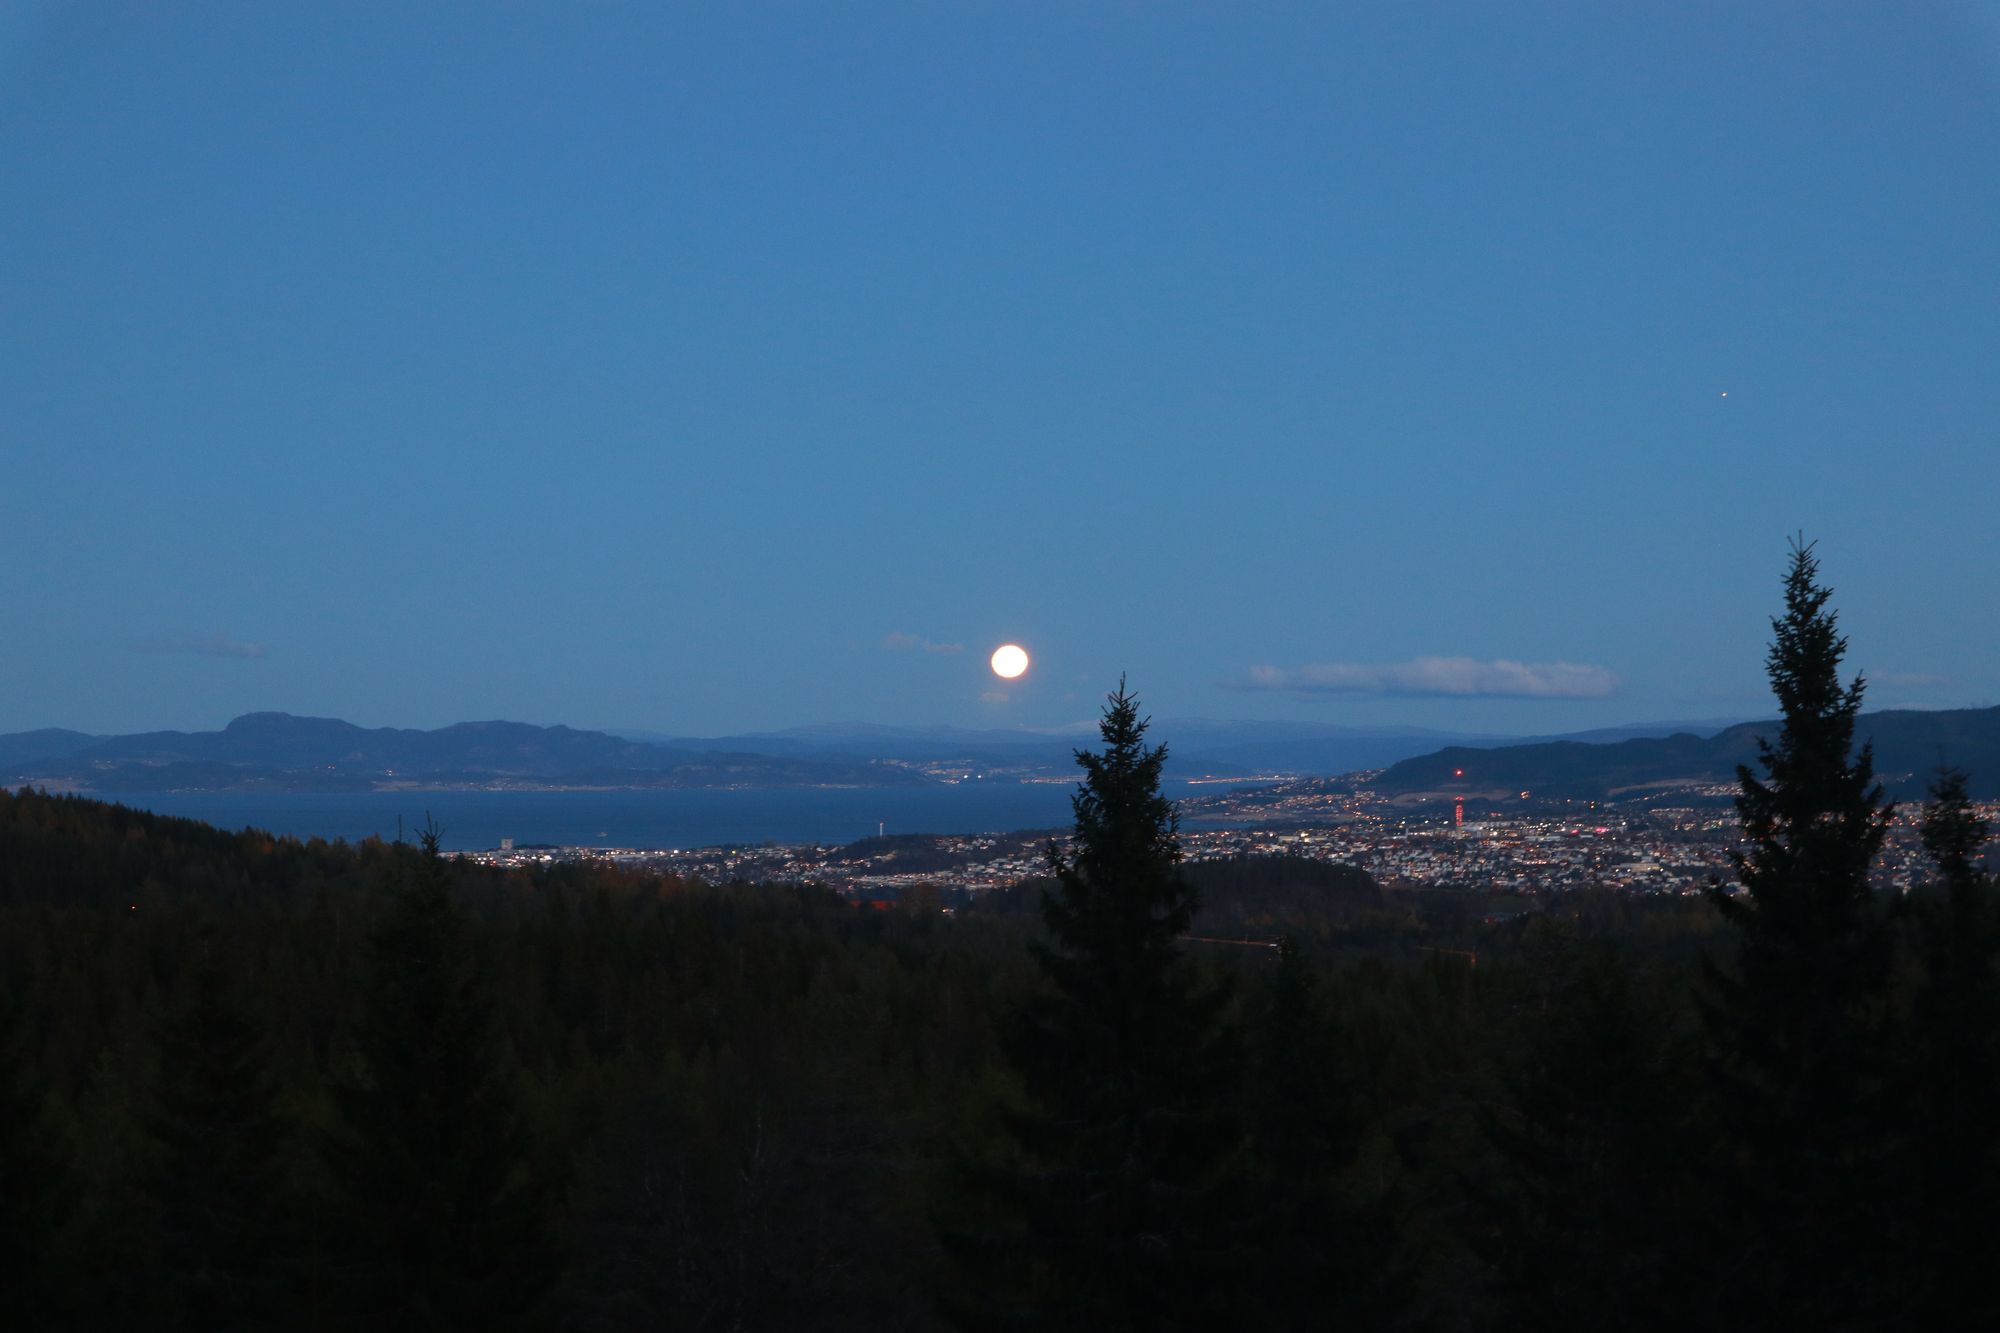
[990,644,1030,679]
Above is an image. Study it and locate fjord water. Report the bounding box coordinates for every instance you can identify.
[111,781,1258,852]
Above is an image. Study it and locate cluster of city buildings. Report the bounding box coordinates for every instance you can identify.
[461,780,1993,902]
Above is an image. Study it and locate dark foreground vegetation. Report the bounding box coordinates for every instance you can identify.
[3,543,1994,1330]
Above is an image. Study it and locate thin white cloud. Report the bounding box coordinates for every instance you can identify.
[139,632,269,660]
[883,632,965,655]
[1229,656,1617,700]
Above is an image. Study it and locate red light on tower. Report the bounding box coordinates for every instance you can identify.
[1453,768,1464,778]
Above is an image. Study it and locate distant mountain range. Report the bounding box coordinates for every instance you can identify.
[0,709,1795,797]
[619,716,1751,783]
[0,713,929,793]
[1371,705,2000,801]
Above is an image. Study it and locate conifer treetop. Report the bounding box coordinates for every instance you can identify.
[1042,677,1197,971]
[1719,537,1892,1002]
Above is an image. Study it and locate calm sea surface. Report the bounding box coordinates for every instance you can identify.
[107,782,1263,852]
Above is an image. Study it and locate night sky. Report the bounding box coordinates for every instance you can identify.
[5,3,1996,737]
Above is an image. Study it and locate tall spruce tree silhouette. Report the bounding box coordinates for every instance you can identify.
[1704,539,1896,1322]
[952,681,1242,1332]
[1241,936,1404,1329]
[1901,768,2000,1320]
[0,987,72,1328]
[327,823,558,1332]
[144,923,295,1330]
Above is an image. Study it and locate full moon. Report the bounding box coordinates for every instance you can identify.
[990,644,1030,679]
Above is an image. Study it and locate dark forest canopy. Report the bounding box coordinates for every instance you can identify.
[4,550,1996,1331]
[0,780,1705,1332]
[0,778,1987,1330]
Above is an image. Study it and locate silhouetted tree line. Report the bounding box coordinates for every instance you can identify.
[1,544,1992,1329]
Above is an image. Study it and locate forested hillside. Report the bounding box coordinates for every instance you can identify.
[1377,703,2000,799]
[4,551,1995,1330]
[0,781,1710,1331]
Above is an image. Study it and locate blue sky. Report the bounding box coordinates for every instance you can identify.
[4,2,1996,737]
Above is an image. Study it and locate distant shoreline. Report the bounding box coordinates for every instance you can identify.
[85,782,1270,853]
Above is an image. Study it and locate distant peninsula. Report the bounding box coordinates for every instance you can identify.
[0,712,933,794]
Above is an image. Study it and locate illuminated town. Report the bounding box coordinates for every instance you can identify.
[463,774,1986,903]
